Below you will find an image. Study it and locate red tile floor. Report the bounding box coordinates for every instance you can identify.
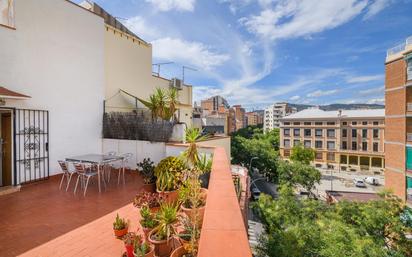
[0,170,144,257]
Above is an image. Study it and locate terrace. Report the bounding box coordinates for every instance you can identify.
[386,35,412,62]
[0,146,252,257]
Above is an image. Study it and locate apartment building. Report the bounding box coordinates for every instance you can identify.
[279,108,385,173]
[233,105,246,131]
[384,35,412,204]
[245,111,264,126]
[201,95,229,112]
[264,102,296,132]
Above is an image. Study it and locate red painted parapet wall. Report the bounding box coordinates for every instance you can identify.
[197,147,253,257]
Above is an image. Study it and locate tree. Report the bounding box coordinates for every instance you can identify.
[290,144,315,165]
[253,188,412,257]
[277,160,321,196]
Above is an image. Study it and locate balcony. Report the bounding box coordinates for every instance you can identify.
[407,133,412,143]
[386,35,412,62]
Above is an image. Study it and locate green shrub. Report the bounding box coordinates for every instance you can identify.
[154,156,186,191]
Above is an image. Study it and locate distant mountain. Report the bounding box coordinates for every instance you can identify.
[289,103,385,112]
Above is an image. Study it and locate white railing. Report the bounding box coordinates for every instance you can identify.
[407,133,412,142]
[387,36,412,58]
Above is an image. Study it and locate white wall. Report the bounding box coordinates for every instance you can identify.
[0,0,105,179]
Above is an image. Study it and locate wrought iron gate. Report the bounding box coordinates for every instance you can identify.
[14,109,49,185]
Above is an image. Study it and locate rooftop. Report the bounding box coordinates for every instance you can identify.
[386,35,412,62]
[281,108,385,120]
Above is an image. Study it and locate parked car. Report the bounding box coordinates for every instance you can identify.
[364,177,379,186]
[251,187,261,201]
[353,178,367,188]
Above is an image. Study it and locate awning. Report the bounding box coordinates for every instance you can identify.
[0,86,31,100]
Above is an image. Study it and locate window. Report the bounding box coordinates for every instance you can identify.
[342,129,347,138]
[304,122,312,126]
[373,121,379,126]
[362,142,368,151]
[315,129,323,137]
[0,0,15,28]
[293,122,300,125]
[327,129,335,138]
[362,129,368,138]
[284,149,290,157]
[304,129,311,137]
[327,141,335,150]
[284,122,290,125]
[315,141,323,149]
[315,121,323,126]
[340,155,348,164]
[327,152,335,161]
[373,142,379,152]
[352,141,357,151]
[327,121,335,126]
[342,121,348,126]
[362,121,368,125]
[304,140,311,148]
[315,152,323,160]
[352,129,357,138]
[349,156,358,165]
[294,140,301,146]
[373,129,379,138]
[407,58,412,81]
[284,139,290,148]
[284,129,290,136]
[342,141,347,150]
[352,121,357,125]
[294,128,300,136]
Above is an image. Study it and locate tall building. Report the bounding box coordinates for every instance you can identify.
[245,111,264,126]
[264,102,296,132]
[384,35,412,204]
[233,105,246,131]
[201,95,229,112]
[279,108,385,173]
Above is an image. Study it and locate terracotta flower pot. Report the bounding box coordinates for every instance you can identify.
[156,189,178,204]
[125,244,134,257]
[114,227,128,238]
[170,246,188,257]
[142,183,156,193]
[180,205,206,227]
[133,244,155,257]
[149,206,160,214]
[142,227,153,241]
[148,229,173,257]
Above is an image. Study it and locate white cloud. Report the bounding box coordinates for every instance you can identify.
[307,89,338,97]
[363,0,393,20]
[290,95,300,101]
[145,0,195,12]
[151,37,230,70]
[366,98,385,104]
[123,16,159,41]
[346,74,384,83]
[240,0,368,40]
[359,86,384,96]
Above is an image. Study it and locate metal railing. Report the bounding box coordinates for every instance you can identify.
[387,36,412,57]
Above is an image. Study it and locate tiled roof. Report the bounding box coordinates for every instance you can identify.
[282,108,385,120]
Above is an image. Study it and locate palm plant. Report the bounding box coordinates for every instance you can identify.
[137,87,180,122]
[166,87,179,121]
[153,202,179,240]
[154,88,168,119]
[182,127,208,167]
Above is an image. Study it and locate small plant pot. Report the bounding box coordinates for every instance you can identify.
[156,189,178,204]
[148,230,173,257]
[125,244,134,257]
[170,246,188,257]
[142,183,156,193]
[149,206,160,214]
[180,204,206,227]
[133,244,155,257]
[114,227,128,238]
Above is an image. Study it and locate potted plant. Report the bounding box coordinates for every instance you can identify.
[113,213,129,238]
[139,205,158,240]
[134,192,165,212]
[148,202,179,257]
[154,156,185,203]
[178,168,207,226]
[133,235,155,257]
[123,232,136,257]
[197,153,213,188]
[176,215,200,245]
[137,158,156,192]
[171,216,199,257]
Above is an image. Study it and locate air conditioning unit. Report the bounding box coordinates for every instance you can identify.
[170,78,183,90]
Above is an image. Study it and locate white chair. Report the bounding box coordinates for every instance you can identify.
[104,151,117,181]
[58,160,76,191]
[111,153,133,185]
[73,162,99,196]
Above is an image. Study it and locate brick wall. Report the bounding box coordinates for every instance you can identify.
[385,169,406,201]
[385,59,406,89]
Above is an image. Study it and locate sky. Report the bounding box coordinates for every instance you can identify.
[78,0,412,110]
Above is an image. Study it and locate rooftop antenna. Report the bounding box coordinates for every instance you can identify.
[152,62,174,77]
[182,65,197,84]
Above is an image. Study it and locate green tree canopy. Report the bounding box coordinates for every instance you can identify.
[290,144,316,165]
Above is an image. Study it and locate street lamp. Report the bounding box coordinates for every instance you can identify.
[249,157,259,174]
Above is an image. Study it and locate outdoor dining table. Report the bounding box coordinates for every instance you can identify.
[65,154,124,193]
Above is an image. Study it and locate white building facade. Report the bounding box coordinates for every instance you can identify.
[264,102,296,132]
